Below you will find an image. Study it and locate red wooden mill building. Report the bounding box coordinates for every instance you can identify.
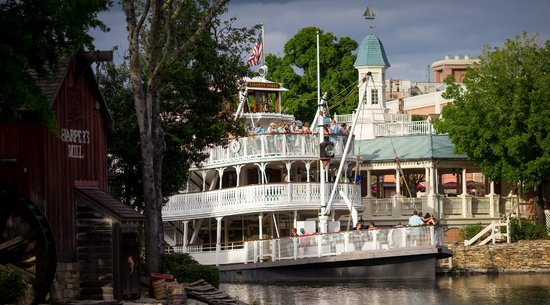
[0,51,144,302]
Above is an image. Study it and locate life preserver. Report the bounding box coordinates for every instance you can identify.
[230,140,241,153]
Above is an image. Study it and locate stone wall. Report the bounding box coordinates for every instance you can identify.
[445,240,550,272]
[52,262,80,302]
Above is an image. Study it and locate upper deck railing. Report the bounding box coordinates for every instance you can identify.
[163,182,361,221]
[334,114,435,138]
[375,121,435,137]
[335,113,412,125]
[198,134,354,168]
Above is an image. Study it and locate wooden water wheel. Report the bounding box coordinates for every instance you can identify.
[0,189,57,304]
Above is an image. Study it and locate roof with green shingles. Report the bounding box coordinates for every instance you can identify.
[354,34,391,67]
[355,134,467,162]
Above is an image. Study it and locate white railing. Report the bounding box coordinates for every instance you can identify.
[375,121,434,137]
[362,197,423,217]
[170,226,445,265]
[383,113,412,122]
[334,114,372,125]
[464,221,510,246]
[443,197,463,215]
[163,183,362,221]
[247,226,444,264]
[471,197,491,214]
[199,134,354,167]
[362,195,504,221]
[366,198,393,217]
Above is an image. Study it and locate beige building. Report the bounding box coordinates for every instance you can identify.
[432,54,479,83]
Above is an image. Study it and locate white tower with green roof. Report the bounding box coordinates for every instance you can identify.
[354,7,391,139]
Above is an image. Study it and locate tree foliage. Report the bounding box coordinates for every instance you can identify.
[99,17,250,209]
[0,0,111,130]
[265,27,358,123]
[434,33,550,222]
[120,0,251,272]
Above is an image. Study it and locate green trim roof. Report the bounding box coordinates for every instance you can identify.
[354,34,391,67]
[355,134,467,162]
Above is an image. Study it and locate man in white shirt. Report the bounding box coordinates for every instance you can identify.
[329,119,341,135]
[408,210,424,226]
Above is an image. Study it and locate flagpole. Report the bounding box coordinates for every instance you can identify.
[261,24,265,65]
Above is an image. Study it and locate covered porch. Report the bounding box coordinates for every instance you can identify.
[356,134,513,227]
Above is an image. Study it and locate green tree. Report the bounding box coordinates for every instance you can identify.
[120,0,252,273]
[435,33,550,223]
[0,0,111,130]
[99,19,249,208]
[265,27,358,123]
[97,63,143,207]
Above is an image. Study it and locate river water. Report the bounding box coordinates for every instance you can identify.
[220,274,550,305]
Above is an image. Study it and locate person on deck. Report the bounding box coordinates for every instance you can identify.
[368,221,377,230]
[289,121,299,133]
[267,122,277,134]
[408,210,424,226]
[299,228,311,248]
[340,123,350,144]
[352,223,364,250]
[408,210,424,246]
[422,213,436,225]
[330,119,341,135]
[301,122,312,134]
[254,124,265,134]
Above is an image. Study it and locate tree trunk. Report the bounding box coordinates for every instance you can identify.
[535,182,545,225]
[142,137,161,273]
[122,0,230,274]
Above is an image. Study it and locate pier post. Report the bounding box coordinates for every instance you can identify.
[216,217,223,266]
[183,221,189,253]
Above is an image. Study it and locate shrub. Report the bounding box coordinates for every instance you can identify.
[160,252,198,273]
[0,265,26,304]
[459,223,483,240]
[509,218,549,241]
[173,263,219,288]
[160,253,219,287]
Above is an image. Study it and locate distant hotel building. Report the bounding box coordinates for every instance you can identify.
[382,54,479,116]
[384,54,479,101]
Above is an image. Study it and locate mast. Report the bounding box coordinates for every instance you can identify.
[317,31,321,116]
[310,31,322,131]
[324,74,370,215]
[318,31,329,234]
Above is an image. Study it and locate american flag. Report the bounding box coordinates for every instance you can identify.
[247,32,263,66]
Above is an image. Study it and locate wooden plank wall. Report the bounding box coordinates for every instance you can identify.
[76,199,114,300]
[0,62,109,259]
[45,64,109,258]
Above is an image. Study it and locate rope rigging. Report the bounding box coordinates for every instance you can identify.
[369,75,416,206]
[326,81,359,111]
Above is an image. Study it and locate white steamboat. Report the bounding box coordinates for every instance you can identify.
[161,64,451,282]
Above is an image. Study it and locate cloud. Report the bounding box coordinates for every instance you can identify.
[93,0,550,80]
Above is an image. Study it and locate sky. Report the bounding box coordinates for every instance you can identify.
[92,0,550,81]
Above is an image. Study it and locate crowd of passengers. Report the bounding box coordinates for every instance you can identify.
[245,119,351,137]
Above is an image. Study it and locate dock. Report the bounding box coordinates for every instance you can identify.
[185,279,247,305]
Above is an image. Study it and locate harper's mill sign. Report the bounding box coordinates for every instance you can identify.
[60,128,90,159]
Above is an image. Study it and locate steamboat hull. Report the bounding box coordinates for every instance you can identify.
[219,246,451,282]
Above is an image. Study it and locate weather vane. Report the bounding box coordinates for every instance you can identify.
[363,5,376,33]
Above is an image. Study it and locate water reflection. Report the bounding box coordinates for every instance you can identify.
[220,274,550,305]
